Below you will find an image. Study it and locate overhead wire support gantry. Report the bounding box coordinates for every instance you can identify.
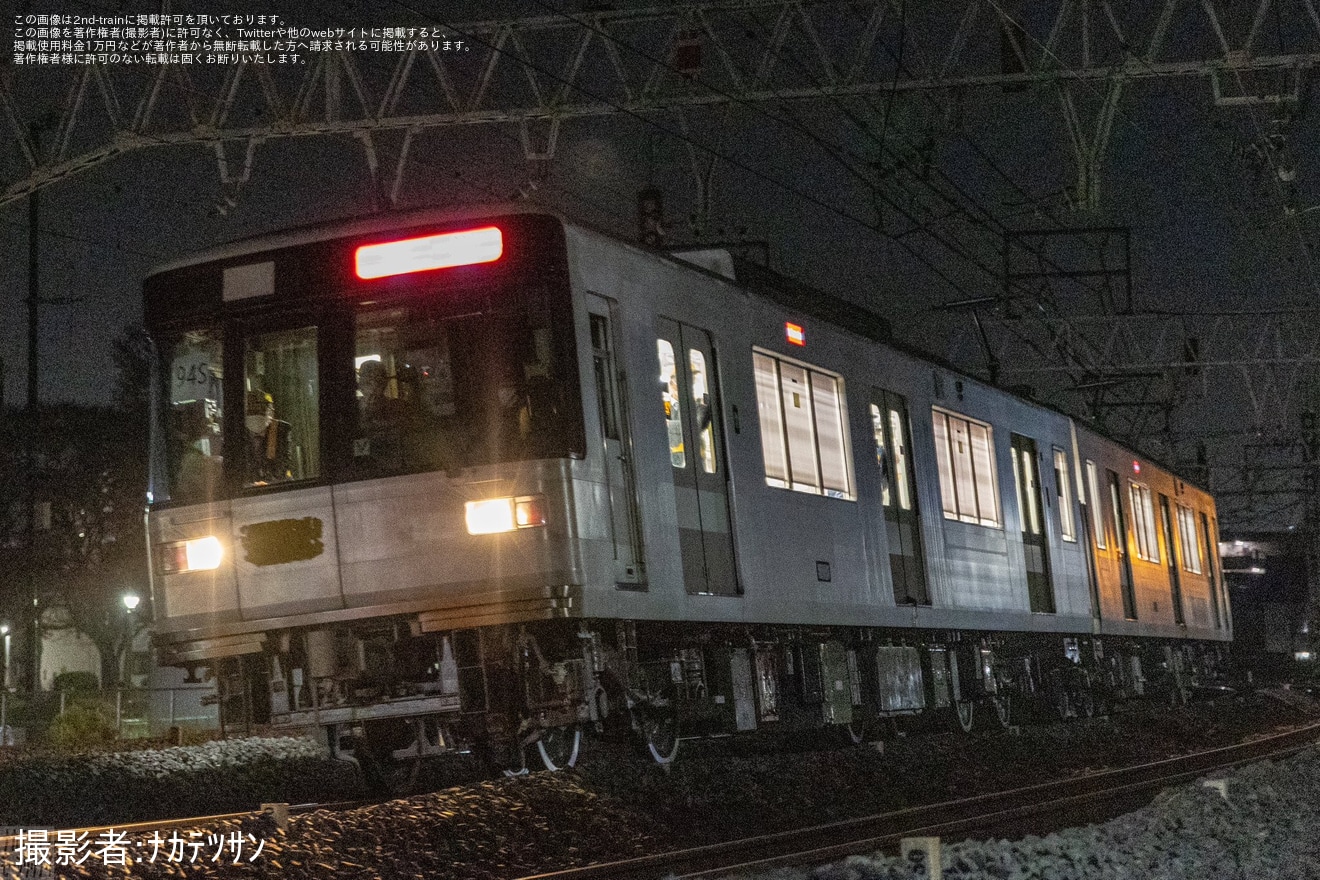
[4,0,1320,208]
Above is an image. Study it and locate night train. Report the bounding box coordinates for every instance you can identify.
[143,205,1232,783]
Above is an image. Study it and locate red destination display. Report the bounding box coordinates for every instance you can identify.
[355,226,504,279]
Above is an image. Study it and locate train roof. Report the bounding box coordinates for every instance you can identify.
[145,202,1208,495]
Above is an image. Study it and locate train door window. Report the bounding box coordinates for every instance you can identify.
[870,401,914,511]
[1012,434,1055,613]
[243,326,319,485]
[658,340,686,469]
[1053,448,1076,542]
[1086,460,1107,548]
[1128,482,1159,562]
[688,349,716,473]
[931,408,1000,527]
[1159,494,1186,625]
[751,349,853,499]
[591,315,619,442]
[1108,469,1138,619]
[871,390,928,605]
[165,328,225,501]
[1176,504,1202,573]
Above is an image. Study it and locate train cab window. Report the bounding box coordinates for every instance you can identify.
[751,350,853,499]
[165,329,224,501]
[1053,448,1076,542]
[1176,504,1203,573]
[931,408,1000,527]
[353,303,574,471]
[659,340,686,469]
[1128,481,1160,562]
[1086,460,1107,548]
[243,326,319,485]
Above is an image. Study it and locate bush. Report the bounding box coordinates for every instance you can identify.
[52,671,100,695]
[46,703,116,750]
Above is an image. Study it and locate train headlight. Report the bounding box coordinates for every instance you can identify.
[465,495,547,535]
[157,536,224,574]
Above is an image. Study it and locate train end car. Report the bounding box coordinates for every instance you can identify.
[142,205,1233,782]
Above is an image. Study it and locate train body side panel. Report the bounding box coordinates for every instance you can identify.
[564,226,1100,636]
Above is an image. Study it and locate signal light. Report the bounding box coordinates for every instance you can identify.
[786,322,805,346]
[355,226,503,279]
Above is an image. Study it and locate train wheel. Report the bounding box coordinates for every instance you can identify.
[635,707,680,764]
[495,738,529,778]
[536,725,582,772]
[953,699,975,733]
[991,693,1012,728]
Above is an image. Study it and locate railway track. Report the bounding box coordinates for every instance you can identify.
[516,721,1320,880]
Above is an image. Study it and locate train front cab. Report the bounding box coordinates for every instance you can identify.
[144,212,622,755]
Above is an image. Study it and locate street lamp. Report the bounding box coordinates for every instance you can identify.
[122,594,140,612]
[1,623,10,691]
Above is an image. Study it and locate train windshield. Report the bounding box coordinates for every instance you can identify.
[156,284,582,502]
[351,296,576,474]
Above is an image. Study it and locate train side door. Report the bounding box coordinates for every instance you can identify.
[588,295,645,586]
[1011,434,1055,613]
[869,389,928,605]
[1159,494,1185,624]
[1201,512,1223,629]
[657,318,738,596]
[1108,469,1138,619]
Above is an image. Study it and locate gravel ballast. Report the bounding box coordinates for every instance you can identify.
[0,691,1312,878]
[726,745,1320,880]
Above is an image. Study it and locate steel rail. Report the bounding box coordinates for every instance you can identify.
[517,721,1320,880]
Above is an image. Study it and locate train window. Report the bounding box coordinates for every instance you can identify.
[244,327,319,485]
[1128,481,1160,562]
[931,408,1000,527]
[354,303,573,471]
[752,350,853,499]
[165,329,224,501]
[659,340,686,469]
[688,349,716,473]
[1086,460,1107,548]
[1177,504,1203,573]
[1053,448,1076,542]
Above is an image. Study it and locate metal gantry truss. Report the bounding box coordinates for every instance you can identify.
[4,0,1320,208]
[943,306,1320,526]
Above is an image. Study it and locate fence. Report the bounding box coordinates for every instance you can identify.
[0,686,219,745]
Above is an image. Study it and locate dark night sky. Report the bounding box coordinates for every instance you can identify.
[4,1,1320,526]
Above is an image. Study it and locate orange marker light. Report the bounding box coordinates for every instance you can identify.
[786,322,806,346]
[355,226,503,279]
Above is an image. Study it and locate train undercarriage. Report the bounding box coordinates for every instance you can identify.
[195,618,1228,793]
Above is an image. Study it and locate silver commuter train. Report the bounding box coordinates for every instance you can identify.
[144,205,1231,776]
